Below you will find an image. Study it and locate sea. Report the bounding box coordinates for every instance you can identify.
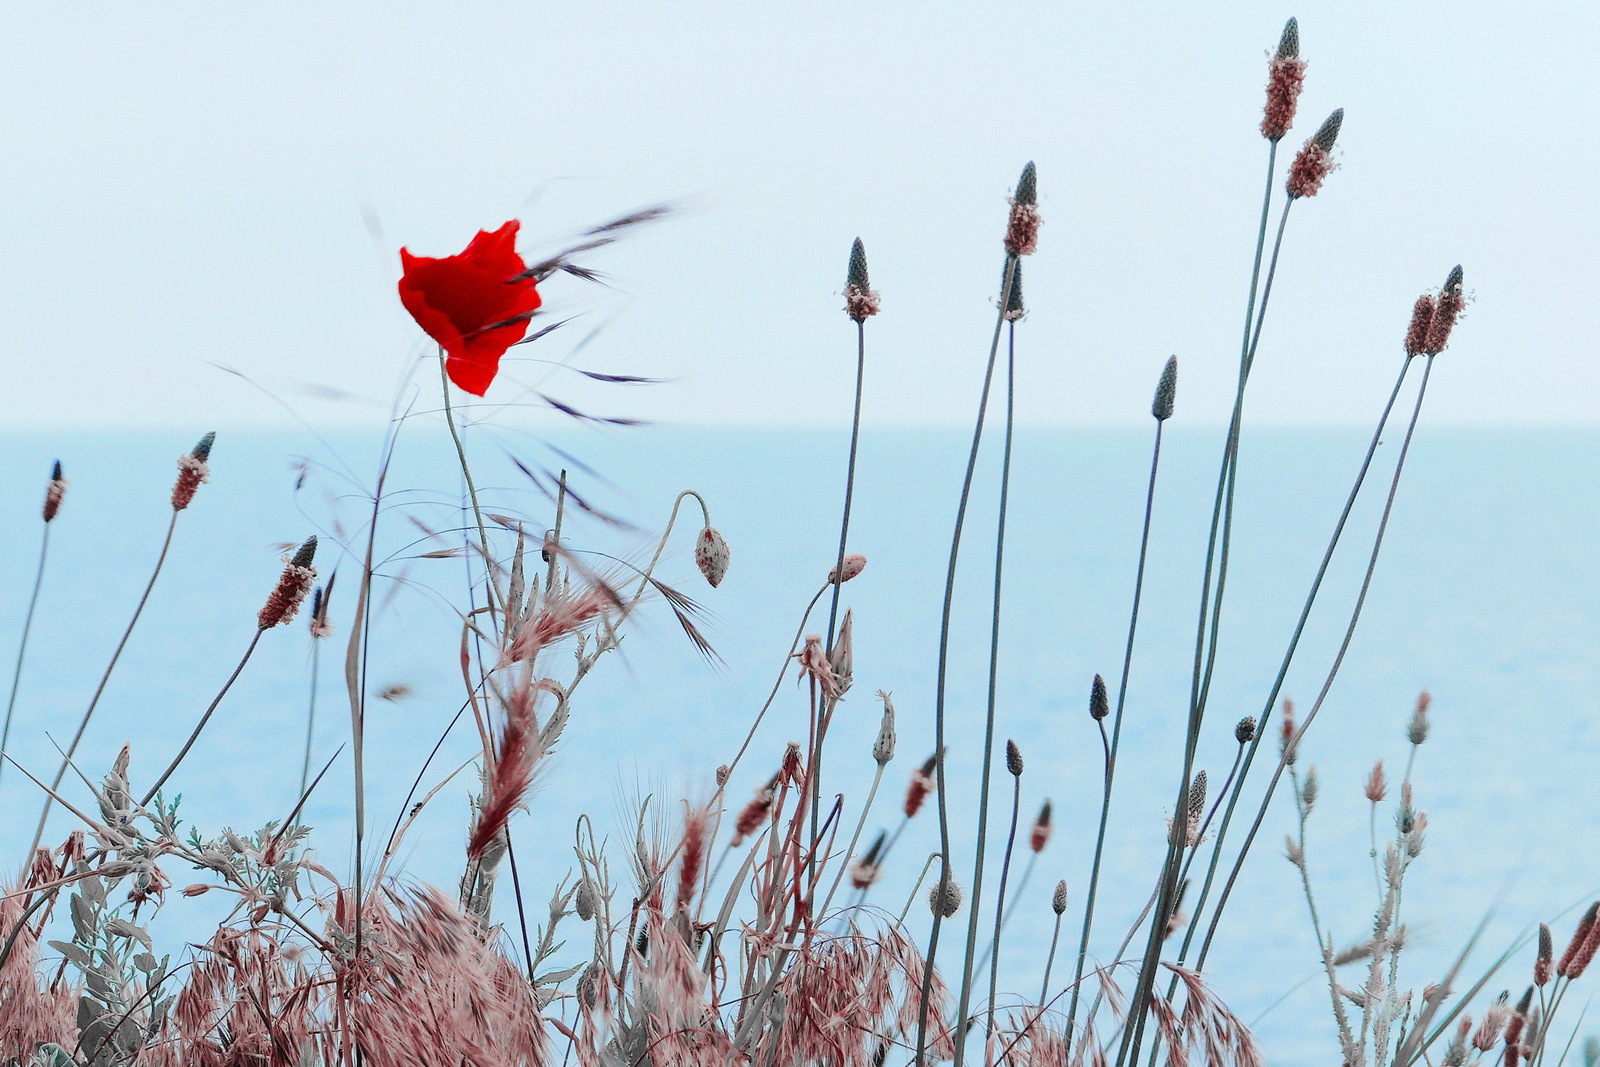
[0,422,1594,1064]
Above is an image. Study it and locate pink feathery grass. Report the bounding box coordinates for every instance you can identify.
[1261,56,1307,140]
[0,888,75,1061]
[468,672,547,861]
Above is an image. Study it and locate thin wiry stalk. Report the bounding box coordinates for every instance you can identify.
[915,252,1017,1067]
[973,850,1038,975]
[1120,155,1289,1067]
[1188,355,1416,969]
[30,511,179,857]
[300,636,322,800]
[813,316,868,860]
[1040,907,1065,1007]
[140,629,265,806]
[1068,411,1166,1041]
[1198,354,1437,969]
[986,770,1023,1036]
[440,354,501,621]
[817,760,886,922]
[0,522,51,794]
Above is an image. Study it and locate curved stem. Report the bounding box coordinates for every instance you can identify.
[817,761,885,923]
[953,315,1019,1065]
[985,773,1023,1036]
[140,629,265,806]
[31,511,178,857]
[0,522,51,795]
[300,637,322,800]
[919,253,1016,1067]
[440,356,500,621]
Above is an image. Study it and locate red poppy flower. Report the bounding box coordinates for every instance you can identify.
[398,220,542,396]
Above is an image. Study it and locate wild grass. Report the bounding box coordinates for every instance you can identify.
[0,17,1575,1067]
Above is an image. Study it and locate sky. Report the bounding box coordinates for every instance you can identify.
[0,3,1594,431]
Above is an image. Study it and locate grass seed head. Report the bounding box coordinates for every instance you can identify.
[1536,924,1554,985]
[1261,19,1307,141]
[172,432,216,511]
[1405,294,1438,357]
[1004,162,1040,255]
[1090,674,1109,721]
[1235,715,1256,743]
[844,237,881,321]
[1423,266,1466,355]
[42,461,66,522]
[1285,109,1343,199]
[1005,739,1023,777]
[1052,879,1068,915]
[1407,691,1432,745]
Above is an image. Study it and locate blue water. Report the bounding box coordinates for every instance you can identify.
[0,422,1594,1064]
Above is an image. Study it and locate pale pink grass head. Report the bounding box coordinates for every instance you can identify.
[257,536,317,629]
[1285,109,1344,199]
[171,431,214,512]
[1260,18,1306,141]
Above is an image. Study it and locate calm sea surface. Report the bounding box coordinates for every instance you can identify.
[0,424,1594,1063]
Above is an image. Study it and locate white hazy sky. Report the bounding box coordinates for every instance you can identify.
[0,3,1593,431]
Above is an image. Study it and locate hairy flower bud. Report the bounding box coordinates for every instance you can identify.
[1052,879,1068,915]
[929,876,962,918]
[695,526,730,588]
[828,553,867,584]
[873,691,896,765]
[1407,691,1432,745]
[1005,739,1023,777]
[1234,715,1257,744]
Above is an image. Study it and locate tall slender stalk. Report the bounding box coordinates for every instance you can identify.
[0,513,54,795]
[985,757,1023,1036]
[915,251,1018,1067]
[140,630,266,805]
[953,310,1019,1065]
[1067,362,1172,1039]
[1197,354,1438,968]
[29,511,178,857]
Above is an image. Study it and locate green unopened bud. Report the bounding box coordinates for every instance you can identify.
[1013,161,1037,207]
[1090,675,1109,721]
[1313,108,1344,152]
[1276,17,1299,59]
[1152,356,1177,421]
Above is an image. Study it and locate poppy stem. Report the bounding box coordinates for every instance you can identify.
[439,354,501,622]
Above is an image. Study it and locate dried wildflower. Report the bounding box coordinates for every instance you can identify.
[1285,834,1305,868]
[1004,161,1040,256]
[172,432,215,511]
[1365,761,1388,803]
[1090,674,1109,721]
[1423,265,1466,355]
[1536,924,1554,985]
[873,691,896,764]
[1285,109,1344,199]
[1052,879,1068,915]
[1235,715,1256,743]
[828,609,854,694]
[258,537,317,629]
[695,526,730,588]
[1300,765,1318,813]
[42,461,66,522]
[676,804,710,907]
[844,237,881,322]
[828,553,867,584]
[715,763,729,786]
[1407,690,1432,745]
[905,751,939,817]
[1152,356,1178,421]
[180,883,210,897]
[1280,697,1298,765]
[796,634,839,701]
[1261,18,1307,141]
[1005,739,1023,777]
[1002,260,1025,321]
[308,578,335,639]
[1030,798,1053,853]
[1474,993,1511,1052]
[780,740,804,786]
[732,775,778,846]
[929,875,962,917]
[1404,294,1437,357]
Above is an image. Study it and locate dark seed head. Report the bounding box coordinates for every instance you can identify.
[1313,108,1344,152]
[1235,716,1257,744]
[1005,739,1023,777]
[191,431,216,462]
[1276,17,1299,59]
[1152,356,1178,421]
[1090,675,1109,721]
[1013,161,1037,206]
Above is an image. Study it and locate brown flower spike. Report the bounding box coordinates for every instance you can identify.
[843,237,880,322]
[1285,109,1344,199]
[258,537,318,630]
[42,461,66,523]
[1004,161,1040,256]
[1261,18,1306,141]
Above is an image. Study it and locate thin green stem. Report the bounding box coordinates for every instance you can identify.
[817,761,885,922]
[986,773,1023,1037]
[31,511,178,857]
[916,252,1017,1067]
[0,522,51,795]
[440,356,501,621]
[140,628,266,806]
[953,314,1019,1066]
[1067,417,1164,1041]
[300,638,322,800]
[813,319,867,862]
[1197,355,1436,969]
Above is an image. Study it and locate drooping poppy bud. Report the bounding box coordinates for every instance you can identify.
[828,553,867,584]
[695,526,730,588]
